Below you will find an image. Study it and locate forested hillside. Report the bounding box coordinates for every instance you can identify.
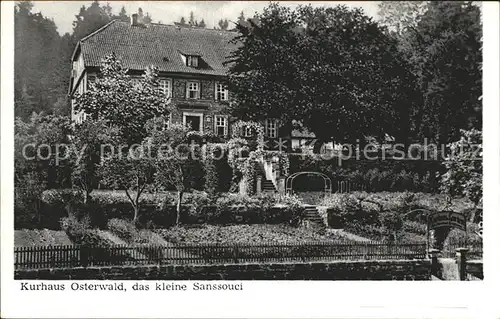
[14,1,154,119]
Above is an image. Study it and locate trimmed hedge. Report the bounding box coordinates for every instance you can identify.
[289,156,444,193]
[31,189,306,229]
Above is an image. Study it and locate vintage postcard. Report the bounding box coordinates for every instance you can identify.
[1,1,499,318]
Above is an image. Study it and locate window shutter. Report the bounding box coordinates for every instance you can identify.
[199,81,202,99]
[185,82,189,99]
[214,82,218,101]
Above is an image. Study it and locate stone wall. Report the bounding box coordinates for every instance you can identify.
[15,260,431,280]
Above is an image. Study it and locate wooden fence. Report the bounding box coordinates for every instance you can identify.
[15,242,427,269]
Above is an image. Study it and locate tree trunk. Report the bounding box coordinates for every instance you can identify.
[133,204,140,224]
[176,191,183,225]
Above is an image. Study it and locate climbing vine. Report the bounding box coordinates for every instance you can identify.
[225,121,290,194]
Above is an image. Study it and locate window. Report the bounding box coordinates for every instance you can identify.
[158,79,172,97]
[215,115,228,137]
[187,55,199,67]
[162,113,172,130]
[215,82,228,101]
[186,81,200,99]
[243,126,252,137]
[266,119,278,138]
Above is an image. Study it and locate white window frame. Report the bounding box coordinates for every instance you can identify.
[187,55,199,67]
[214,115,228,137]
[244,126,252,137]
[162,113,172,130]
[266,119,278,138]
[158,78,172,97]
[215,82,229,101]
[186,81,200,99]
[183,112,204,133]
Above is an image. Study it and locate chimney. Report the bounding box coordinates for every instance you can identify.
[131,14,138,26]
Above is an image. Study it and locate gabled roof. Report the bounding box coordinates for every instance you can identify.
[78,20,239,76]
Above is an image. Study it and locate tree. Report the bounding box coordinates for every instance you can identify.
[15,1,69,119]
[218,18,229,30]
[15,113,72,223]
[116,6,130,22]
[235,11,250,29]
[70,119,117,203]
[99,137,155,223]
[440,129,482,206]
[237,11,246,25]
[72,1,113,44]
[15,113,72,188]
[74,53,171,144]
[198,19,206,28]
[138,7,153,24]
[402,1,482,145]
[147,121,204,225]
[378,1,427,35]
[227,4,413,151]
[189,11,196,26]
[179,17,187,26]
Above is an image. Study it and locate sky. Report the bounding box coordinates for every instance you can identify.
[31,1,381,35]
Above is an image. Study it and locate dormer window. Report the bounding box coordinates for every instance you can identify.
[186,55,199,67]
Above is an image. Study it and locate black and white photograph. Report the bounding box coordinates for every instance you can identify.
[1,0,499,317]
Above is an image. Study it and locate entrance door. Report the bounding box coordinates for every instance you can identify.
[183,112,203,132]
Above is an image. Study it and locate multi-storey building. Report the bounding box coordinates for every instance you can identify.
[69,15,282,141]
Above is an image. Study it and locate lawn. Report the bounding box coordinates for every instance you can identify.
[15,229,73,247]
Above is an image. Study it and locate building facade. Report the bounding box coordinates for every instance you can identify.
[68,16,279,140]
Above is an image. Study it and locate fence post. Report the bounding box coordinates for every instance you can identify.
[80,246,89,268]
[428,248,441,278]
[233,245,239,264]
[456,247,469,281]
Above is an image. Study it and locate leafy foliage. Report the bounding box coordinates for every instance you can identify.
[387,1,482,144]
[74,53,171,144]
[14,113,72,223]
[70,119,118,202]
[98,129,155,222]
[14,2,71,119]
[227,3,415,149]
[440,129,482,205]
[147,121,204,224]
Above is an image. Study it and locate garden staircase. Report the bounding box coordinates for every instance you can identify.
[302,206,327,234]
[257,160,278,193]
[262,179,277,192]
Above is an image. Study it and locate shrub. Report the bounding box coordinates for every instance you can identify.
[107,218,138,242]
[91,190,166,205]
[60,215,88,240]
[41,189,85,205]
[402,220,427,235]
[59,215,111,247]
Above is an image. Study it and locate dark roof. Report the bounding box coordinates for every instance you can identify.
[78,20,239,76]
